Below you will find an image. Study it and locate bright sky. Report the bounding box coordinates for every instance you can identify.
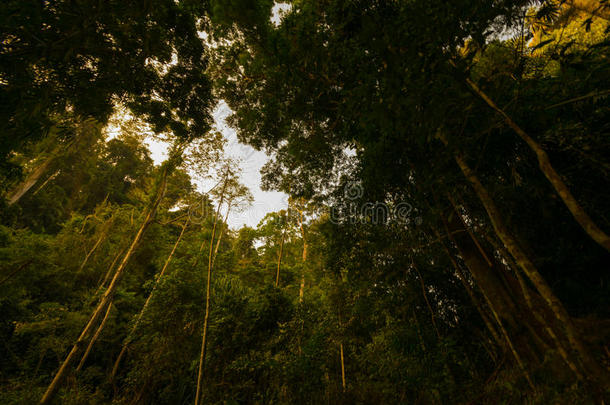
[145,101,288,230]
[133,4,293,230]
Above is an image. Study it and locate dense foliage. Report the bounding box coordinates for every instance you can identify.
[1,1,609,404]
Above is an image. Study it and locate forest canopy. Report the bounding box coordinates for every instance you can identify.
[1,0,609,404]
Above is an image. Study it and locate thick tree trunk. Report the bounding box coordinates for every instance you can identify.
[482,284,536,389]
[111,218,189,380]
[453,152,608,387]
[483,232,584,379]
[76,302,113,372]
[436,235,503,347]
[465,77,610,252]
[39,166,169,405]
[438,209,537,386]
[195,171,229,405]
[415,185,505,350]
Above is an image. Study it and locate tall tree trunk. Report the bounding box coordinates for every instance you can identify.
[340,343,346,392]
[276,229,285,288]
[211,203,231,269]
[465,77,610,252]
[76,302,113,372]
[39,166,169,405]
[415,183,505,350]
[111,218,189,380]
[452,151,608,387]
[195,170,229,405]
[298,207,307,303]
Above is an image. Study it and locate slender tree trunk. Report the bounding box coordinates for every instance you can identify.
[76,302,113,372]
[412,261,441,339]
[77,230,108,275]
[6,120,88,205]
[96,247,126,295]
[340,343,346,392]
[0,259,33,287]
[39,166,169,405]
[111,218,189,380]
[438,199,550,365]
[7,155,55,205]
[195,170,229,405]
[412,309,427,352]
[276,230,285,288]
[465,77,610,252]
[32,169,60,196]
[452,151,608,387]
[78,210,115,275]
[211,203,231,269]
[298,207,307,303]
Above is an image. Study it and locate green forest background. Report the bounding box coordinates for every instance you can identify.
[1,0,610,404]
